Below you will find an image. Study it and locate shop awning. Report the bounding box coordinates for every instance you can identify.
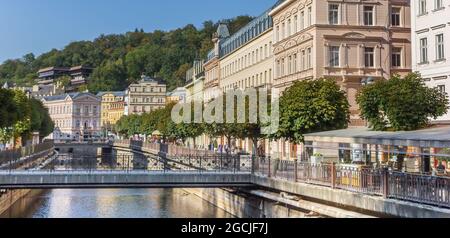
[304,126,450,148]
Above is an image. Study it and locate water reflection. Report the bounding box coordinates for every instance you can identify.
[1,189,234,218]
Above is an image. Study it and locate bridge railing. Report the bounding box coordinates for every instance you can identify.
[0,141,54,167]
[253,157,450,208]
[114,140,222,157]
[165,154,252,173]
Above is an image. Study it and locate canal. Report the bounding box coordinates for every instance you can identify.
[1,188,234,218]
[1,154,235,218]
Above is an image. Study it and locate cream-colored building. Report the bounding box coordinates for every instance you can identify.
[212,11,275,154]
[204,31,223,104]
[268,0,412,159]
[185,60,205,102]
[42,92,101,141]
[97,91,126,129]
[127,75,167,115]
[219,11,274,92]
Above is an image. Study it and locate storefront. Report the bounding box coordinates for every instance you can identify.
[303,126,450,175]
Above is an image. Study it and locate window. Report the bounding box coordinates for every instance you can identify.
[302,50,306,70]
[265,44,268,59]
[288,56,292,74]
[436,34,445,60]
[293,54,298,72]
[438,85,446,93]
[307,48,312,68]
[281,58,285,76]
[276,26,280,42]
[391,7,401,26]
[392,48,402,67]
[84,106,89,116]
[281,23,285,39]
[287,19,291,36]
[365,47,375,67]
[294,15,298,33]
[435,0,443,10]
[308,7,312,26]
[329,46,340,67]
[420,38,428,63]
[300,11,305,30]
[419,0,427,15]
[276,60,281,77]
[260,47,263,61]
[329,4,339,25]
[364,6,374,26]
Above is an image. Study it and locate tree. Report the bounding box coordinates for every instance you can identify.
[171,101,204,146]
[88,59,128,94]
[0,15,254,91]
[357,73,449,131]
[0,89,20,128]
[29,98,54,138]
[274,79,350,144]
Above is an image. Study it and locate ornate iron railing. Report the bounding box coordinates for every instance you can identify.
[389,172,450,208]
[253,157,450,208]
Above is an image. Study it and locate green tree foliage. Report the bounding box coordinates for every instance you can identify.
[115,114,143,138]
[274,79,350,144]
[0,16,254,92]
[0,89,20,128]
[29,98,54,137]
[357,73,449,131]
[0,90,54,146]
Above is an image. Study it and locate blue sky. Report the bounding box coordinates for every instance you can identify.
[0,0,275,63]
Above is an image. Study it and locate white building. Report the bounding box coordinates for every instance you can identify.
[412,0,450,123]
[42,92,102,141]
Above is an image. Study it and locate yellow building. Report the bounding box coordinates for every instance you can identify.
[97,91,126,129]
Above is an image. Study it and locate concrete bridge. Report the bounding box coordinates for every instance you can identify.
[0,171,252,189]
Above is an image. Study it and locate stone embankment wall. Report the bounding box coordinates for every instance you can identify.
[0,149,56,216]
[183,188,315,218]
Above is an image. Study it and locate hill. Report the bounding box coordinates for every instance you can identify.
[0,16,254,92]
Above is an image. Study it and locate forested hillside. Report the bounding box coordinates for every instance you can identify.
[0,16,253,92]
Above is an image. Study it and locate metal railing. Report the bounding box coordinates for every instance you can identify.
[389,172,450,208]
[0,141,54,167]
[335,166,383,196]
[114,140,225,157]
[113,141,450,208]
[253,157,450,208]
